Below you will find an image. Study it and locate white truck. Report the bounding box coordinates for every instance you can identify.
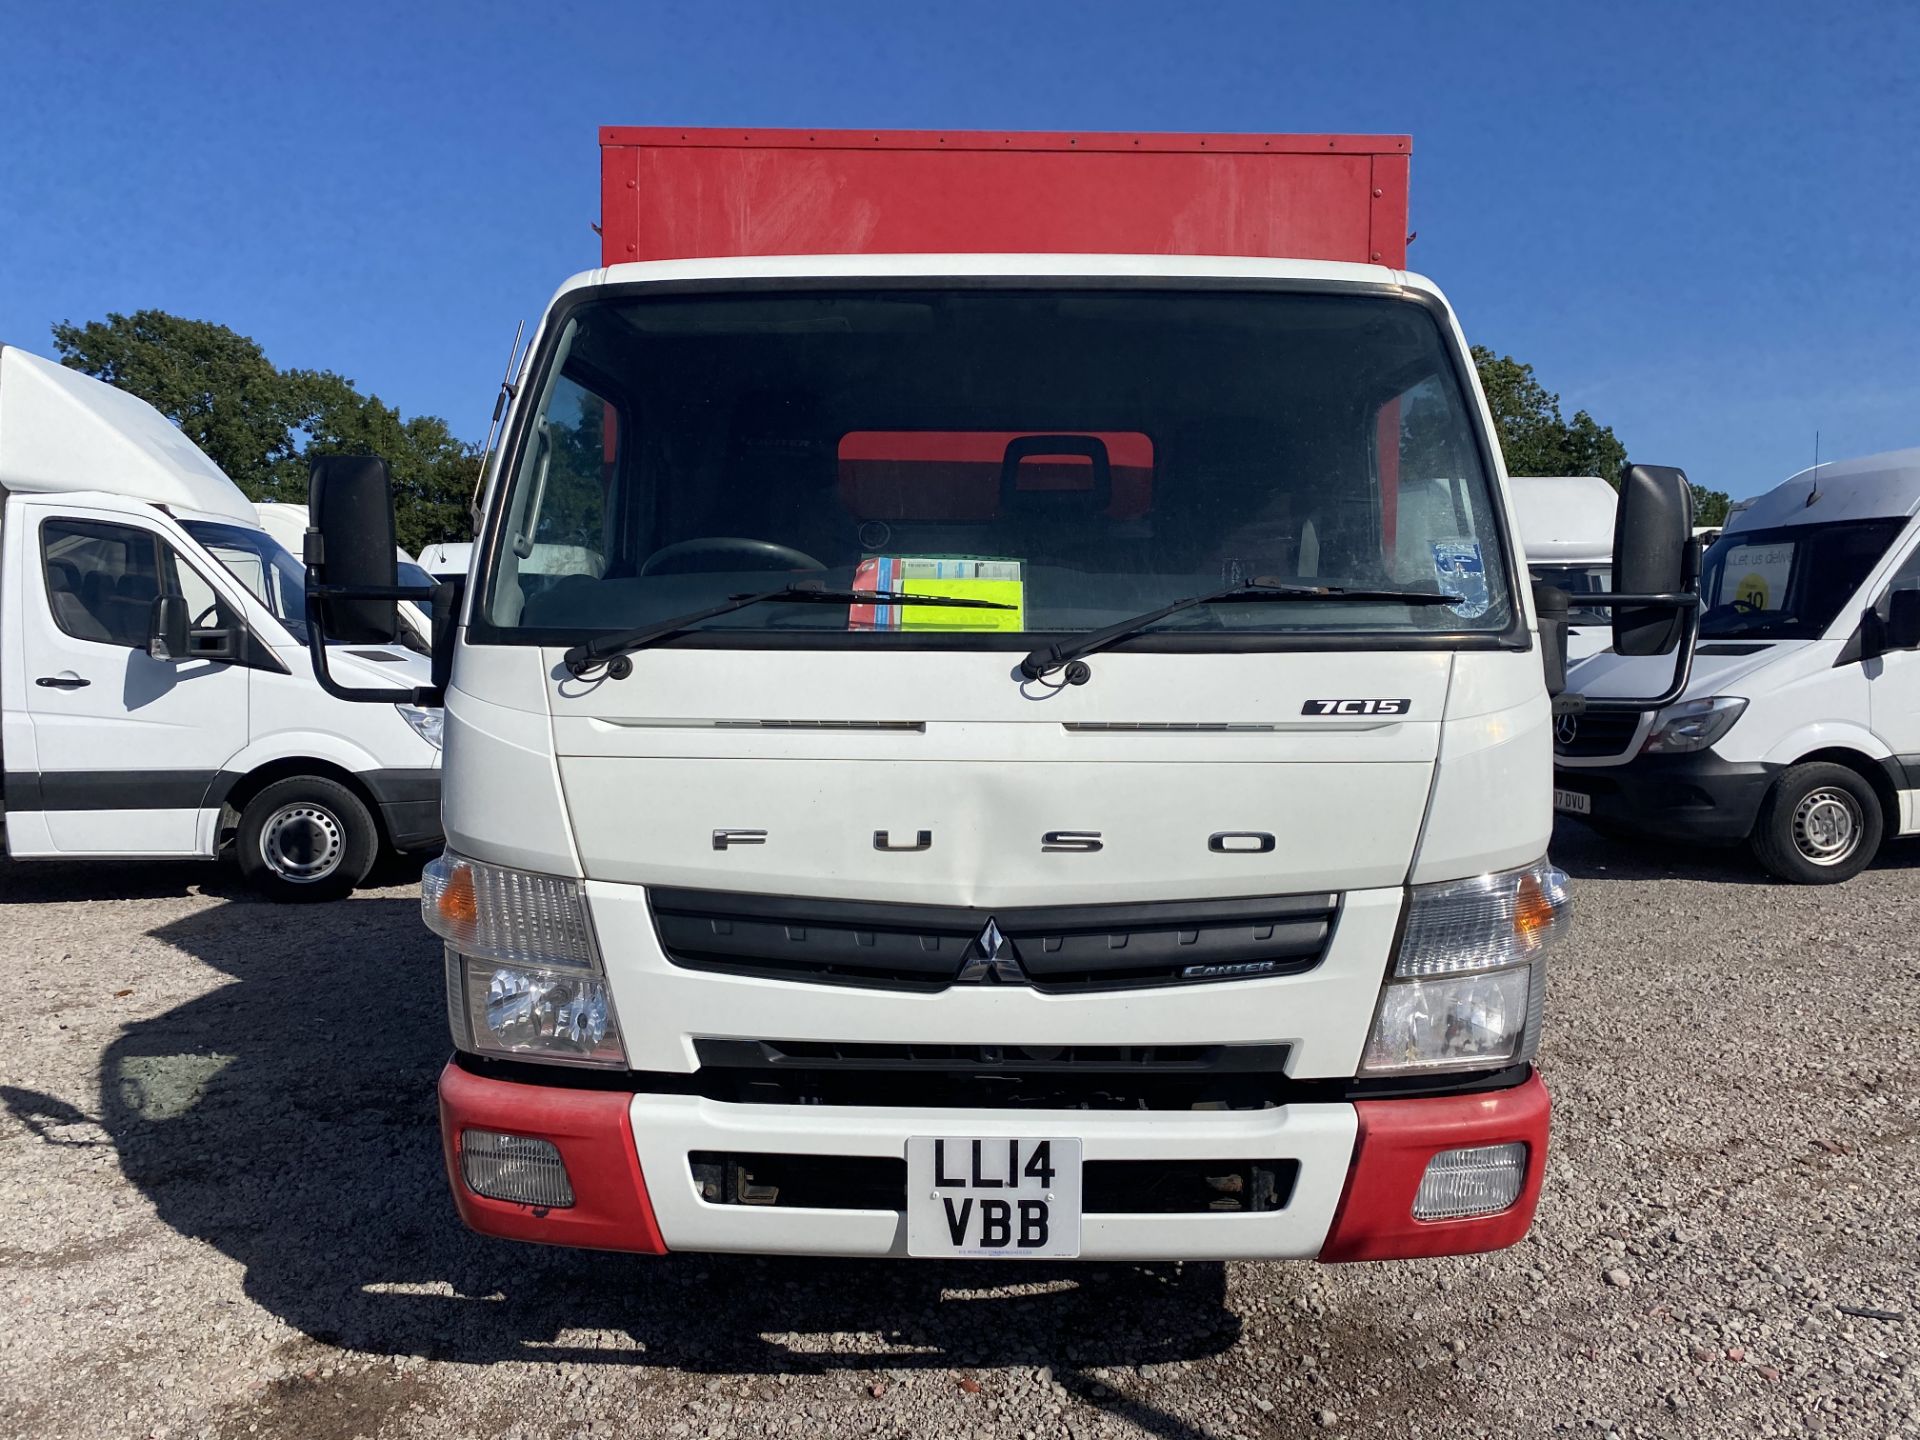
[1511,476,1619,663]
[307,127,1696,1262]
[0,345,444,899]
[1557,447,1920,883]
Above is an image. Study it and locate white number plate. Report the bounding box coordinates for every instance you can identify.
[905,1137,1083,1258]
[1553,788,1592,816]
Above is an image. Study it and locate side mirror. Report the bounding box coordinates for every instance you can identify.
[147,594,189,661]
[1612,464,1696,657]
[309,454,400,644]
[1532,582,1568,696]
[1886,589,1920,651]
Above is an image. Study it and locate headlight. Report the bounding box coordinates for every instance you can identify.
[1360,859,1568,1075]
[425,852,625,1068]
[1641,696,1746,755]
[396,703,444,749]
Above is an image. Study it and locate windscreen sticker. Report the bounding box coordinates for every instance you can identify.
[1717,543,1792,610]
[1431,541,1489,619]
[851,556,1025,632]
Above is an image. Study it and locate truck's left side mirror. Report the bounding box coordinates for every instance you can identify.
[309,454,400,644]
[305,453,439,704]
[1612,464,1695,658]
[146,594,189,661]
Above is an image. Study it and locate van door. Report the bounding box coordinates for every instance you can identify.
[6,502,250,856]
[1869,541,1920,835]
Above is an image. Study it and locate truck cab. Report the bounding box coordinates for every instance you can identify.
[1557,448,1920,883]
[0,346,444,899]
[308,129,1696,1261]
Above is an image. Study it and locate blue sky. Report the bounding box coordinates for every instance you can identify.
[3,0,1915,501]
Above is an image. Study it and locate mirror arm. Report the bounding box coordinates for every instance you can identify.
[304,573,443,705]
[1559,592,1702,715]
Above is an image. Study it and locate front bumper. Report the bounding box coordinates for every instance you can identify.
[361,766,444,851]
[1554,753,1778,844]
[437,1061,1549,1262]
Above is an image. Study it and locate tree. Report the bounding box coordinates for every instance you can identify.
[1471,345,1729,529]
[51,311,476,552]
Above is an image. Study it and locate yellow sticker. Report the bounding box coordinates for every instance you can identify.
[898,577,1026,631]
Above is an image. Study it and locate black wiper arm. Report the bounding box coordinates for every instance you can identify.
[563,585,1015,677]
[1018,580,1461,681]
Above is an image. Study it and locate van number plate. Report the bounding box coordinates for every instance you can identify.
[1553,788,1592,816]
[905,1137,1083,1258]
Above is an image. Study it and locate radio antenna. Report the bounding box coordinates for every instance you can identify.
[1807,430,1823,508]
[471,320,527,531]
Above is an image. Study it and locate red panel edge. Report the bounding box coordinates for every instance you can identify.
[1368,153,1412,268]
[438,1061,667,1254]
[1318,1070,1550,1263]
[599,126,1413,156]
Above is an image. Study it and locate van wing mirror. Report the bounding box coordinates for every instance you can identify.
[146,594,189,661]
[1612,465,1695,657]
[1885,589,1920,651]
[304,454,442,704]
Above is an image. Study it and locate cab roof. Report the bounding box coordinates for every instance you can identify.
[1729,447,1920,532]
[1508,476,1617,563]
[0,345,257,523]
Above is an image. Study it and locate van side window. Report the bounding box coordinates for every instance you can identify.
[40,519,165,647]
[1877,544,1920,618]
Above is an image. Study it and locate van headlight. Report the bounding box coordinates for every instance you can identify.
[1641,696,1746,755]
[395,703,444,749]
[423,852,625,1069]
[1360,859,1568,1075]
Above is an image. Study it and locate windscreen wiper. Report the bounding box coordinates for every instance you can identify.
[563,584,1016,678]
[1019,579,1462,682]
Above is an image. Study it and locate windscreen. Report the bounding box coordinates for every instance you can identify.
[1698,519,1907,640]
[477,287,1515,649]
[181,521,309,643]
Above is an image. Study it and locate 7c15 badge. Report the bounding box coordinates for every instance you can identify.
[1301,698,1411,716]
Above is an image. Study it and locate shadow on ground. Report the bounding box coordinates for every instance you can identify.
[2,862,1242,1426]
[1550,813,1920,884]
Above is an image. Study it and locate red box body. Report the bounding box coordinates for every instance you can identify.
[599,127,1410,268]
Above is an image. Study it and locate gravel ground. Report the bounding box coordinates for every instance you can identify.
[1,822,1915,1440]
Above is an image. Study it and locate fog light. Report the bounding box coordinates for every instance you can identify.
[1412,1142,1527,1220]
[460,1129,575,1208]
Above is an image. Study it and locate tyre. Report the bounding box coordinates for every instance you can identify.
[1749,762,1883,884]
[234,776,378,902]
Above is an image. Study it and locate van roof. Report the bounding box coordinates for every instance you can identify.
[1507,476,1617,564]
[0,345,257,523]
[1728,446,1920,532]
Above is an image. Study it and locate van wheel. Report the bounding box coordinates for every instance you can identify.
[1750,763,1882,884]
[235,777,378,902]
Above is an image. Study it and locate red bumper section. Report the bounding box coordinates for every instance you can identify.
[438,1061,1548,1261]
[1318,1069,1551,1262]
[438,1062,666,1253]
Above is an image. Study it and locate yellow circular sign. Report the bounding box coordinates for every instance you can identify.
[1735,573,1770,609]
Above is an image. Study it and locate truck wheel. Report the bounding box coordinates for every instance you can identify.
[235,776,378,902]
[1749,762,1882,884]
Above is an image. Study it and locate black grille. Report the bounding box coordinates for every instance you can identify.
[650,889,1338,993]
[688,1151,1299,1215]
[1554,710,1641,758]
[694,1039,1291,1073]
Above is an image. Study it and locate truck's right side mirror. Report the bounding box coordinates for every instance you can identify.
[1612,464,1696,657]
[309,454,401,644]
[146,594,190,662]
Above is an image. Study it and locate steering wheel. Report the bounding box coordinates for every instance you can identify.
[640,537,827,576]
[192,602,222,628]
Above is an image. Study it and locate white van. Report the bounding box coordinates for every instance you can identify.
[415,541,472,580]
[254,501,435,651]
[1556,447,1920,882]
[1510,476,1617,663]
[0,346,443,899]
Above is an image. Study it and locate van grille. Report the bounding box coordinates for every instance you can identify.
[1554,710,1642,759]
[649,889,1338,993]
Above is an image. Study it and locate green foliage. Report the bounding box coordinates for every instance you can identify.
[1470,346,1628,483]
[52,311,477,553]
[1470,344,1729,530]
